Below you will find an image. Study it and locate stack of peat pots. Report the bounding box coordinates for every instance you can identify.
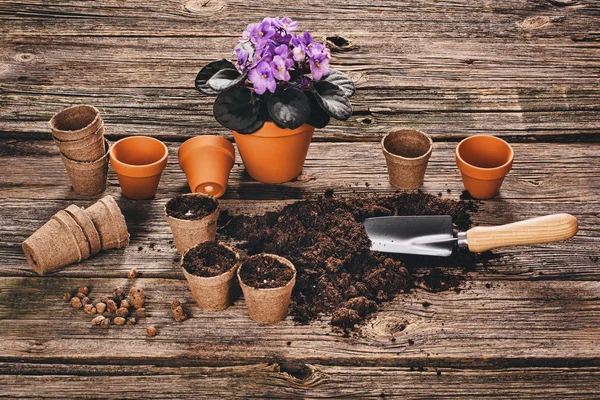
[50,105,109,196]
[22,196,129,275]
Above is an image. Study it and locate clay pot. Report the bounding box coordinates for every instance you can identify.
[178,136,235,199]
[165,194,219,256]
[110,136,168,200]
[22,212,83,275]
[64,204,102,255]
[84,195,130,250]
[233,122,314,183]
[456,135,514,199]
[53,122,105,162]
[60,139,109,196]
[181,243,240,312]
[49,105,103,142]
[381,129,433,190]
[237,254,296,325]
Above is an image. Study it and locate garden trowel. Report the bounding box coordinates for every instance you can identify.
[363,213,578,256]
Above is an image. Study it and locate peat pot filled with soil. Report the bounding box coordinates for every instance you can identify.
[165,193,219,256]
[237,254,296,325]
[181,241,240,312]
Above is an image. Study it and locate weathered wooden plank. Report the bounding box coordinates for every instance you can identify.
[1,277,600,368]
[0,140,597,278]
[1,363,600,399]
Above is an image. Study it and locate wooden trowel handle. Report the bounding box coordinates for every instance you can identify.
[466,213,578,253]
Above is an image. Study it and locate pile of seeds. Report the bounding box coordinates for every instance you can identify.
[221,191,489,329]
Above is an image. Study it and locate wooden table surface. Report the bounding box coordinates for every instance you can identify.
[1,1,600,398]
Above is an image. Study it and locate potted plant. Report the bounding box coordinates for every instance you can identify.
[195,17,356,183]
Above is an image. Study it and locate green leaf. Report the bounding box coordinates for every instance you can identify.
[195,59,236,95]
[313,81,353,120]
[322,69,355,97]
[213,87,263,132]
[267,88,311,129]
[306,92,330,129]
[207,69,247,92]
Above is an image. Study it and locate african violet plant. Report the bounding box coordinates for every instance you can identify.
[195,17,355,134]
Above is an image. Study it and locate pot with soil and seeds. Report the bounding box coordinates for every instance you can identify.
[237,253,296,324]
[181,241,240,312]
[195,16,356,183]
[165,193,219,255]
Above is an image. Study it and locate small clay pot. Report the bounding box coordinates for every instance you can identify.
[53,122,105,162]
[59,139,110,196]
[65,204,102,255]
[84,195,130,250]
[22,213,83,275]
[456,135,514,199]
[178,136,235,199]
[237,254,296,325]
[165,193,219,256]
[110,136,168,200]
[181,243,240,312]
[233,122,314,184]
[49,105,103,142]
[381,129,433,190]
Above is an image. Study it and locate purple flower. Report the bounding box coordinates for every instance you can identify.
[292,45,307,62]
[274,16,298,32]
[248,61,276,94]
[271,55,291,81]
[309,52,330,81]
[253,42,274,64]
[256,19,276,42]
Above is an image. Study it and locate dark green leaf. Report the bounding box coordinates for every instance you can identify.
[267,88,311,129]
[213,86,262,132]
[195,59,236,95]
[207,69,247,92]
[306,92,330,129]
[322,68,356,97]
[313,81,353,120]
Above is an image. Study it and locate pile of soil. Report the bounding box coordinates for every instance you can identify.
[239,256,295,289]
[166,194,217,220]
[182,241,237,277]
[220,191,486,329]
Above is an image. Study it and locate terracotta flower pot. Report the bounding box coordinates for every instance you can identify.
[456,135,514,199]
[59,139,110,196]
[181,242,240,312]
[237,254,296,325]
[53,122,105,162]
[109,136,168,200]
[381,129,433,190]
[232,122,314,184]
[49,105,103,142]
[165,193,219,256]
[178,136,235,199]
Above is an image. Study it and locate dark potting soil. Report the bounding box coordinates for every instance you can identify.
[182,241,237,277]
[239,256,295,289]
[166,194,217,220]
[220,191,488,329]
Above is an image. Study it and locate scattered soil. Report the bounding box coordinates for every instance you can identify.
[239,256,295,289]
[182,241,237,277]
[166,194,217,220]
[220,191,488,329]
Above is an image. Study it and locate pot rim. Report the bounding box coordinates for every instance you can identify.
[110,136,168,177]
[456,135,514,178]
[181,242,240,280]
[237,253,297,292]
[381,128,433,162]
[233,121,314,139]
[49,105,102,135]
[164,193,219,222]
[60,139,111,167]
[178,135,235,164]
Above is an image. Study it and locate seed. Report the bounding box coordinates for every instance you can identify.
[114,286,126,303]
[134,308,147,319]
[129,287,145,309]
[91,315,106,325]
[171,300,187,322]
[84,304,97,315]
[114,317,126,326]
[78,286,89,295]
[120,299,130,309]
[127,268,139,279]
[100,318,110,329]
[101,297,109,304]
[96,302,106,314]
[127,317,137,325]
[62,292,72,302]
[81,296,90,306]
[115,307,129,318]
[76,292,86,299]
[106,299,117,313]
[146,327,157,337]
[70,297,82,309]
